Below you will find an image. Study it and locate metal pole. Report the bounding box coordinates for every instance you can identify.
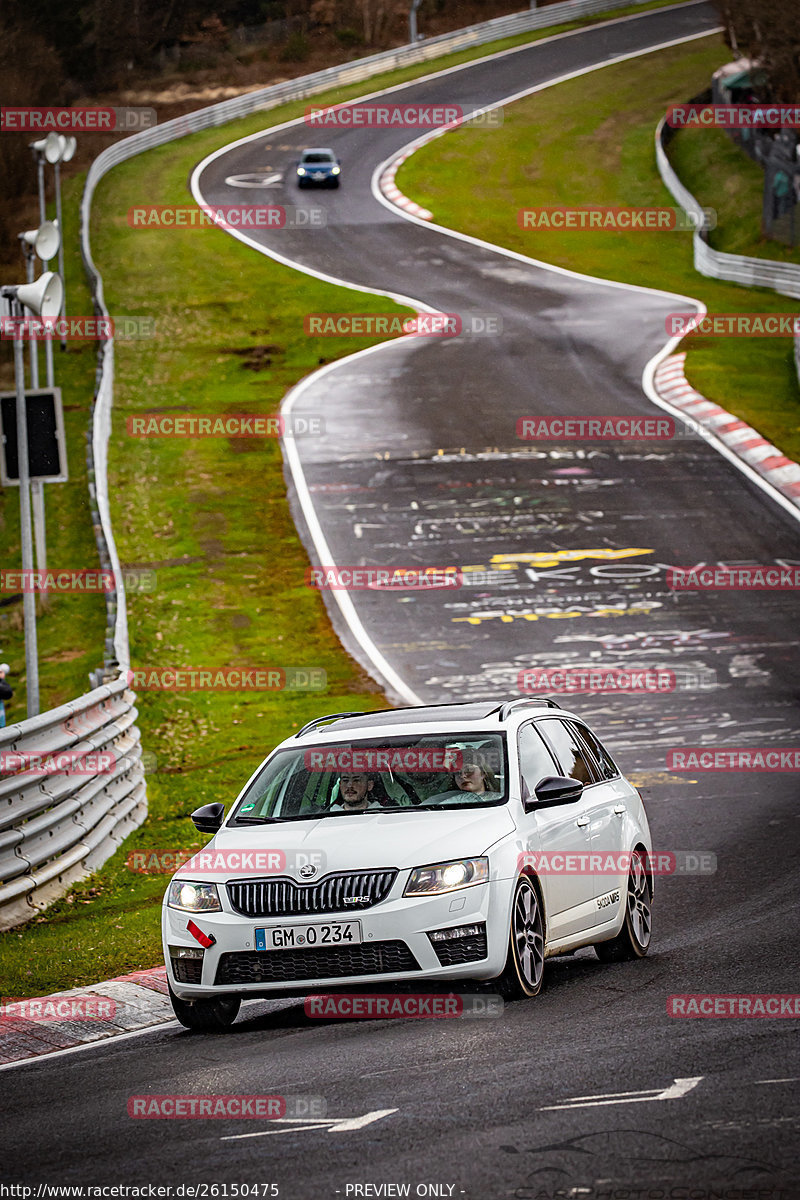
[36,154,46,225]
[54,160,67,352]
[35,151,56,386]
[23,247,39,389]
[409,0,422,43]
[31,482,47,590]
[12,304,40,717]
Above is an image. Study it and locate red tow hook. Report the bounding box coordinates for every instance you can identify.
[187,919,216,948]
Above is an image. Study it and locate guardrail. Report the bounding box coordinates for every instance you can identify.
[655,115,800,383]
[0,675,146,932]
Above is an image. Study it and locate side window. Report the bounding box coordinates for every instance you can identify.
[517,722,559,799]
[572,723,619,782]
[538,719,600,785]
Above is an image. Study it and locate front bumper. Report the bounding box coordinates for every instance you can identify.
[163,879,509,1000]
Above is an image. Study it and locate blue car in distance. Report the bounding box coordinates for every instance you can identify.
[296,147,341,189]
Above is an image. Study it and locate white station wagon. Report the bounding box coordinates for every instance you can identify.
[163,699,653,1031]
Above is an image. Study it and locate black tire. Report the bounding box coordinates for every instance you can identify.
[497,876,545,999]
[594,848,652,962]
[168,984,241,1032]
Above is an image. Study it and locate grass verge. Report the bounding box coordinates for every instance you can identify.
[397,37,800,462]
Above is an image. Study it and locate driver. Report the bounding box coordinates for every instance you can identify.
[332,772,381,812]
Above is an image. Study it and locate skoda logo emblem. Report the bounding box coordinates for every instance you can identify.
[299,864,317,879]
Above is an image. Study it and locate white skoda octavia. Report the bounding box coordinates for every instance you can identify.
[162,699,653,1031]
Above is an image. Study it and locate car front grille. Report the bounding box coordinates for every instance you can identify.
[226,870,397,918]
[428,926,488,967]
[215,941,420,985]
[171,956,203,984]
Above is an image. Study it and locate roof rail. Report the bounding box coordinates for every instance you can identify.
[294,711,366,738]
[497,697,562,720]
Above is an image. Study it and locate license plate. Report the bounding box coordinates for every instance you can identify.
[255,921,362,951]
[312,172,325,180]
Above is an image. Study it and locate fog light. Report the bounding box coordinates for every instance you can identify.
[428,923,483,943]
[168,945,204,959]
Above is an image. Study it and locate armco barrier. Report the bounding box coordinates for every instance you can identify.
[0,675,145,932]
[655,114,800,381]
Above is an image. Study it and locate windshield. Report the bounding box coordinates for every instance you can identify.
[302,152,334,163]
[230,733,508,823]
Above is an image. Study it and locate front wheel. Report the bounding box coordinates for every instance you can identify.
[497,876,545,999]
[594,849,652,962]
[169,984,241,1032]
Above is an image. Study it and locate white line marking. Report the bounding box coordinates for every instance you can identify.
[754,1077,800,1085]
[221,1108,398,1139]
[540,1076,703,1110]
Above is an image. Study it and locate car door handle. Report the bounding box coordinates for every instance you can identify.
[613,804,626,815]
[576,815,590,827]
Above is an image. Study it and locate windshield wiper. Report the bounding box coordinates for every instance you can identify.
[233,816,285,824]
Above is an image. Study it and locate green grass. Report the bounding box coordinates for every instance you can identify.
[0,0,725,998]
[668,127,800,264]
[397,37,800,462]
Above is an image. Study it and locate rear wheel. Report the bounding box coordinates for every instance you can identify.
[168,984,241,1032]
[594,849,652,962]
[497,876,545,999]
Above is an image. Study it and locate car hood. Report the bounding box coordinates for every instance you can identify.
[179,806,516,881]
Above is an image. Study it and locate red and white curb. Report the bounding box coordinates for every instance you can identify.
[378,149,433,221]
[654,352,800,510]
[0,966,172,1065]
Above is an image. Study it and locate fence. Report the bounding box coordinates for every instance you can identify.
[655,113,800,382]
[0,676,146,931]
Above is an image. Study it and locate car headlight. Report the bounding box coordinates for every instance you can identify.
[332,166,340,175]
[167,880,221,912]
[404,857,488,896]
[297,167,306,175]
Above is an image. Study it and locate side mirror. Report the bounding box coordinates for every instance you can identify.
[529,775,584,810]
[190,802,225,833]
